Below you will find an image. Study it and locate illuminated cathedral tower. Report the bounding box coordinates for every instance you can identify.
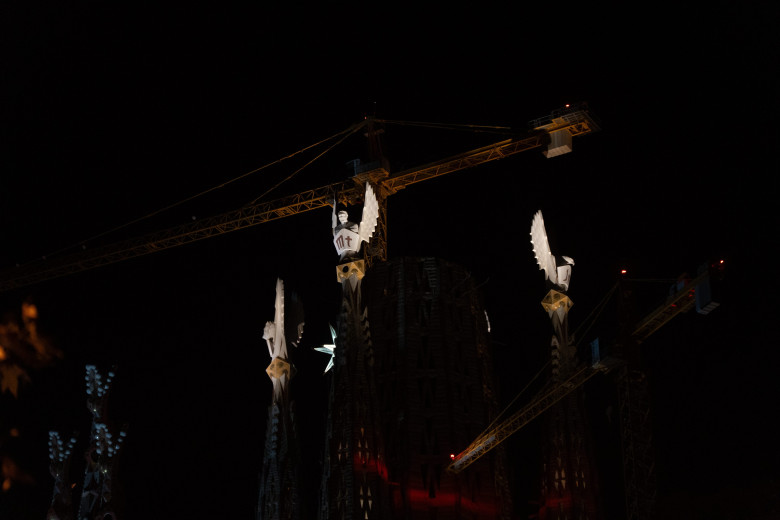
[318,183,394,520]
[530,211,601,520]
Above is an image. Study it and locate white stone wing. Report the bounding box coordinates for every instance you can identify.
[331,199,337,231]
[530,210,558,285]
[273,278,287,358]
[358,183,379,244]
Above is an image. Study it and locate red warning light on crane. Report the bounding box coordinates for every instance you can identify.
[621,269,627,275]
[450,454,456,460]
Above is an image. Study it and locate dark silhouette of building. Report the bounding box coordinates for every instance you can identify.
[319,257,511,519]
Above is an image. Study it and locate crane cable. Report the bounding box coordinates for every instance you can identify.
[24,122,366,267]
[246,119,368,206]
[484,358,551,433]
[572,281,619,348]
[376,119,512,135]
[24,117,509,266]
[483,281,619,434]
[245,118,514,206]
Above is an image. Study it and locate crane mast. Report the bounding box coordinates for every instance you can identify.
[0,106,598,293]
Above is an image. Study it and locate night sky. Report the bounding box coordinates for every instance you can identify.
[1,4,778,519]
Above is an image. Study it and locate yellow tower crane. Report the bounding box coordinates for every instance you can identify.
[0,104,599,293]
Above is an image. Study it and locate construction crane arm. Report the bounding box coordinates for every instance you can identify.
[383,135,545,194]
[447,357,619,474]
[0,106,598,292]
[631,267,719,343]
[0,180,362,292]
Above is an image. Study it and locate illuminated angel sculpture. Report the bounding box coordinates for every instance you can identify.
[530,210,574,293]
[530,210,576,379]
[332,183,379,262]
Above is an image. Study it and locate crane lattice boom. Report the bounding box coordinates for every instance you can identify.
[447,358,618,474]
[0,107,598,292]
[449,263,721,474]
[631,270,712,343]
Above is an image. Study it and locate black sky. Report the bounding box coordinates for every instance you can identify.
[1,3,778,519]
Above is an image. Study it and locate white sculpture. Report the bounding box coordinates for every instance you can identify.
[530,210,574,292]
[314,324,337,373]
[264,278,304,401]
[332,183,379,261]
[263,280,287,359]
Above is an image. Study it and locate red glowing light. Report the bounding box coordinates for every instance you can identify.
[450,454,455,460]
[621,269,627,275]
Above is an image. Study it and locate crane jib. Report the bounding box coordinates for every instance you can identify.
[0,107,598,292]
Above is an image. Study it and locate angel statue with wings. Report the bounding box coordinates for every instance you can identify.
[530,210,574,293]
[332,183,378,262]
[530,209,577,379]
